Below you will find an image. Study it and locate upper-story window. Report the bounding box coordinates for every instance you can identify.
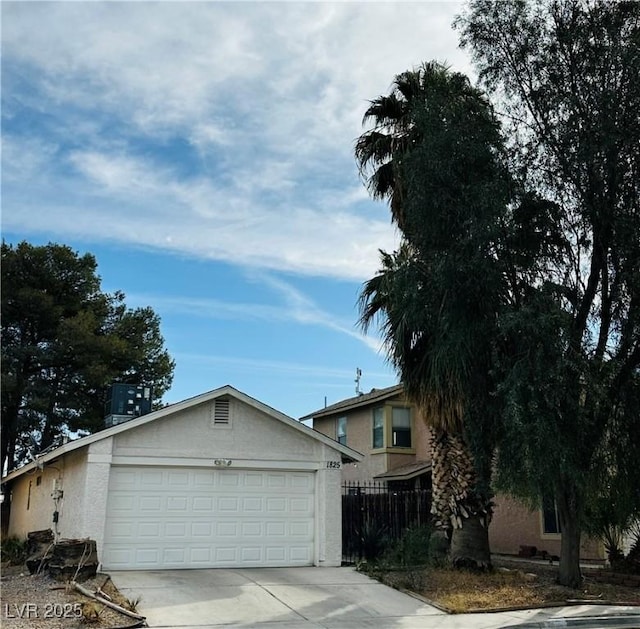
[391,407,412,447]
[337,416,347,445]
[372,407,384,448]
[372,405,412,449]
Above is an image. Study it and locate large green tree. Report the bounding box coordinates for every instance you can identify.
[457,0,640,587]
[357,62,511,569]
[1,241,175,472]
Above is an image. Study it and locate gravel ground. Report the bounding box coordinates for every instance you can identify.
[1,565,144,629]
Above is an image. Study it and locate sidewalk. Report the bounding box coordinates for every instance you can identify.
[425,603,640,629]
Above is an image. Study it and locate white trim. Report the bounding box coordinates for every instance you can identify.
[110,456,323,471]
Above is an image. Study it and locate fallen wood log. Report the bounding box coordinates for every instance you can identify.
[71,581,146,621]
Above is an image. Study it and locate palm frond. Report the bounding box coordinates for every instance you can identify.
[362,94,408,128]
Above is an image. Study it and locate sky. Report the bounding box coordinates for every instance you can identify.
[1,1,472,422]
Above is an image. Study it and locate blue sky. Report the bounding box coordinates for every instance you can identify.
[2,1,471,421]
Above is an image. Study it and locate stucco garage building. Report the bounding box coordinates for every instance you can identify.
[2,386,362,570]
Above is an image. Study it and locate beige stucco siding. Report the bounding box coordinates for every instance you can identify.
[8,448,88,540]
[490,493,605,561]
[113,397,320,464]
[315,407,386,483]
[314,402,428,484]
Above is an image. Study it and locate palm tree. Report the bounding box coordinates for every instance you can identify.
[359,246,494,569]
[356,63,509,569]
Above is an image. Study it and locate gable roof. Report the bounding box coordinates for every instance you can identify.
[301,384,405,421]
[2,385,363,484]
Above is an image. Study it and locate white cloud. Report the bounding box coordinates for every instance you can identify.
[5,146,398,279]
[2,1,468,281]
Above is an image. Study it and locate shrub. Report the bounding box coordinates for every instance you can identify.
[1,536,28,565]
[358,520,390,561]
[384,525,433,567]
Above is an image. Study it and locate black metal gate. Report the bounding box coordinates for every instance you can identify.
[342,481,431,563]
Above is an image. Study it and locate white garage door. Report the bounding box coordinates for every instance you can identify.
[102,466,315,570]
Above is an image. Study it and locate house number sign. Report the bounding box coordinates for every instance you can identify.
[326,461,341,469]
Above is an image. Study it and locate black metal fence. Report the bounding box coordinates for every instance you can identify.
[342,481,431,563]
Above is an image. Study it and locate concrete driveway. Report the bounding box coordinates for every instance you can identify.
[110,566,445,628]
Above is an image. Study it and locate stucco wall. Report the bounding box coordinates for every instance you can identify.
[490,493,605,561]
[82,438,114,560]
[315,443,343,566]
[314,406,387,483]
[8,448,88,540]
[314,399,430,485]
[113,397,322,464]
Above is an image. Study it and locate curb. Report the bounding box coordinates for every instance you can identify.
[501,614,640,628]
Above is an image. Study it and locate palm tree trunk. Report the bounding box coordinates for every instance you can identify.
[430,430,492,569]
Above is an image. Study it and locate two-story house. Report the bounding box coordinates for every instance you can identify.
[304,384,605,562]
[302,385,432,490]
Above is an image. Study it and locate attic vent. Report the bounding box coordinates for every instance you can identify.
[213,398,230,425]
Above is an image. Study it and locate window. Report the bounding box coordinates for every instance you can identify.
[391,407,411,447]
[372,407,384,448]
[337,416,347,445]
[542,495,561,534]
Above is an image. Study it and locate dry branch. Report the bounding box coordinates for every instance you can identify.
[72,581,146,621]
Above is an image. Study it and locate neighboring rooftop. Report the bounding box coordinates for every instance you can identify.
[301,384,404,420]
[375,460,432,481]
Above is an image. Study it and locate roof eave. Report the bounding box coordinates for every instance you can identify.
[301,385,405,421]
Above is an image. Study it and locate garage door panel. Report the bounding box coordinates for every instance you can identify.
[103,467,315,569]
[291,474,313,489]
[218,496,239,511]
[192,522,213,537]
[290,521,312,537]
[291,546,312,562]
[215,547,237,562]
[242,497,262,510]
[138,522,161,538]
[192,496,214,511]
[217,521,238,536]
[241,521,261,536]
[109,494,135,511]
[167,471,189,486]
[141,470,164,486]
[244,472,264,487]
[164,496,185,510]
[219,473,240,487]
[136,548,160,566]
[139,496,162,511]
[291,497,312,512]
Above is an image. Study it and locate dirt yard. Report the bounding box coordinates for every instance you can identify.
[1,564,143,629]
[370,557,640,613]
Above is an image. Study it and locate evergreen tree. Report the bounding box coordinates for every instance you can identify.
[1,241,175,472]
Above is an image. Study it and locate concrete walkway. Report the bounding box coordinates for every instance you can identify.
[110,567,640,629]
